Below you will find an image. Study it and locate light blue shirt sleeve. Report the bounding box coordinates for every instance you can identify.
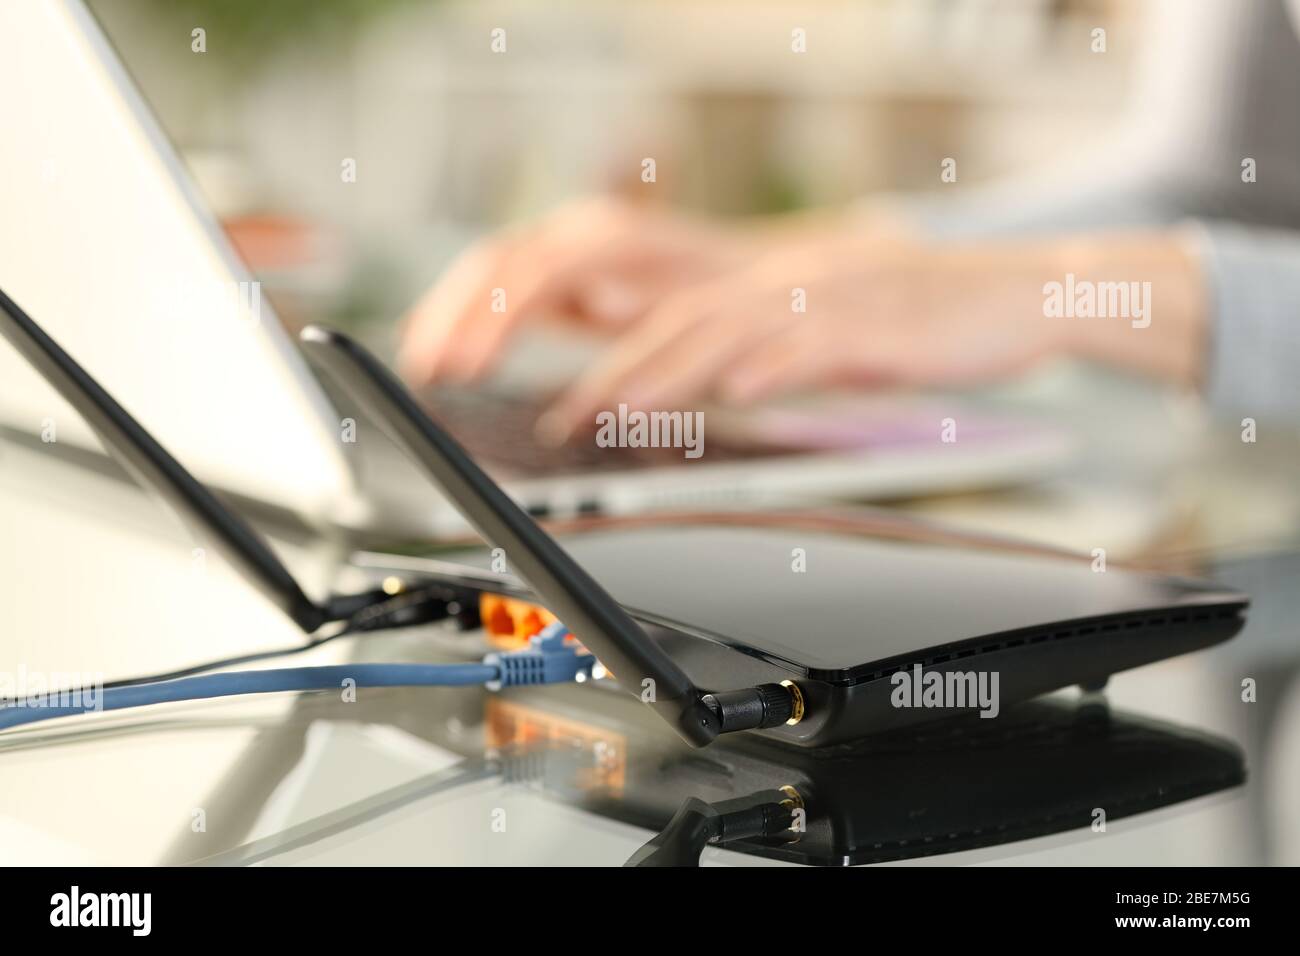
[1196,224,1300,416]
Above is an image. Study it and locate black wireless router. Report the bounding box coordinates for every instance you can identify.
[379,514,1248,747]
[0,286,1248,751]
[299,327,1248,748]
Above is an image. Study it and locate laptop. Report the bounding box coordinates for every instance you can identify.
[0,0,1072,538]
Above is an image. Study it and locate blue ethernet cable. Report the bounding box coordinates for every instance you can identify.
[0,622,593,733]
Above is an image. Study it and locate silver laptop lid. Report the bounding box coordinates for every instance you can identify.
[0,0,358,522]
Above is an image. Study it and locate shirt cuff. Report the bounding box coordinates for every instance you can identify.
[1191,221,1300,417]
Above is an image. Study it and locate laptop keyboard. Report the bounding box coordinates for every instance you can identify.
[418,388,738,477]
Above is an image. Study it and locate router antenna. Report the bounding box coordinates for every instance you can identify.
[299,325,800,747]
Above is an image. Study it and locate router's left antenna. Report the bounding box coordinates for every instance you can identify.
[0,287,328,632]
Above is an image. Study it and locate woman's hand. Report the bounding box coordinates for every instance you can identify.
[400,194,1208,442]
[397,198,760,386]
[536,240,1064,438]
[536,231,1209,439]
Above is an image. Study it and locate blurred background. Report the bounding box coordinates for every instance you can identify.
[88,0,1139,332]
[80,0,1298,559]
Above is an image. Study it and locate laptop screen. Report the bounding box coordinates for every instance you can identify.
[0,0,354,519]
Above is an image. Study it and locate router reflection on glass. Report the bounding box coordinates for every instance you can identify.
[0,287,1248,748]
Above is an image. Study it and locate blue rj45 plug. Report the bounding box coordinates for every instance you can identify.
[484,621,596,690]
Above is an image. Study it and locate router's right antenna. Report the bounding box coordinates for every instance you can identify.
[300,325,801,748]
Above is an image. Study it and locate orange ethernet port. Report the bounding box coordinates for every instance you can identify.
[479,593,559,649]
